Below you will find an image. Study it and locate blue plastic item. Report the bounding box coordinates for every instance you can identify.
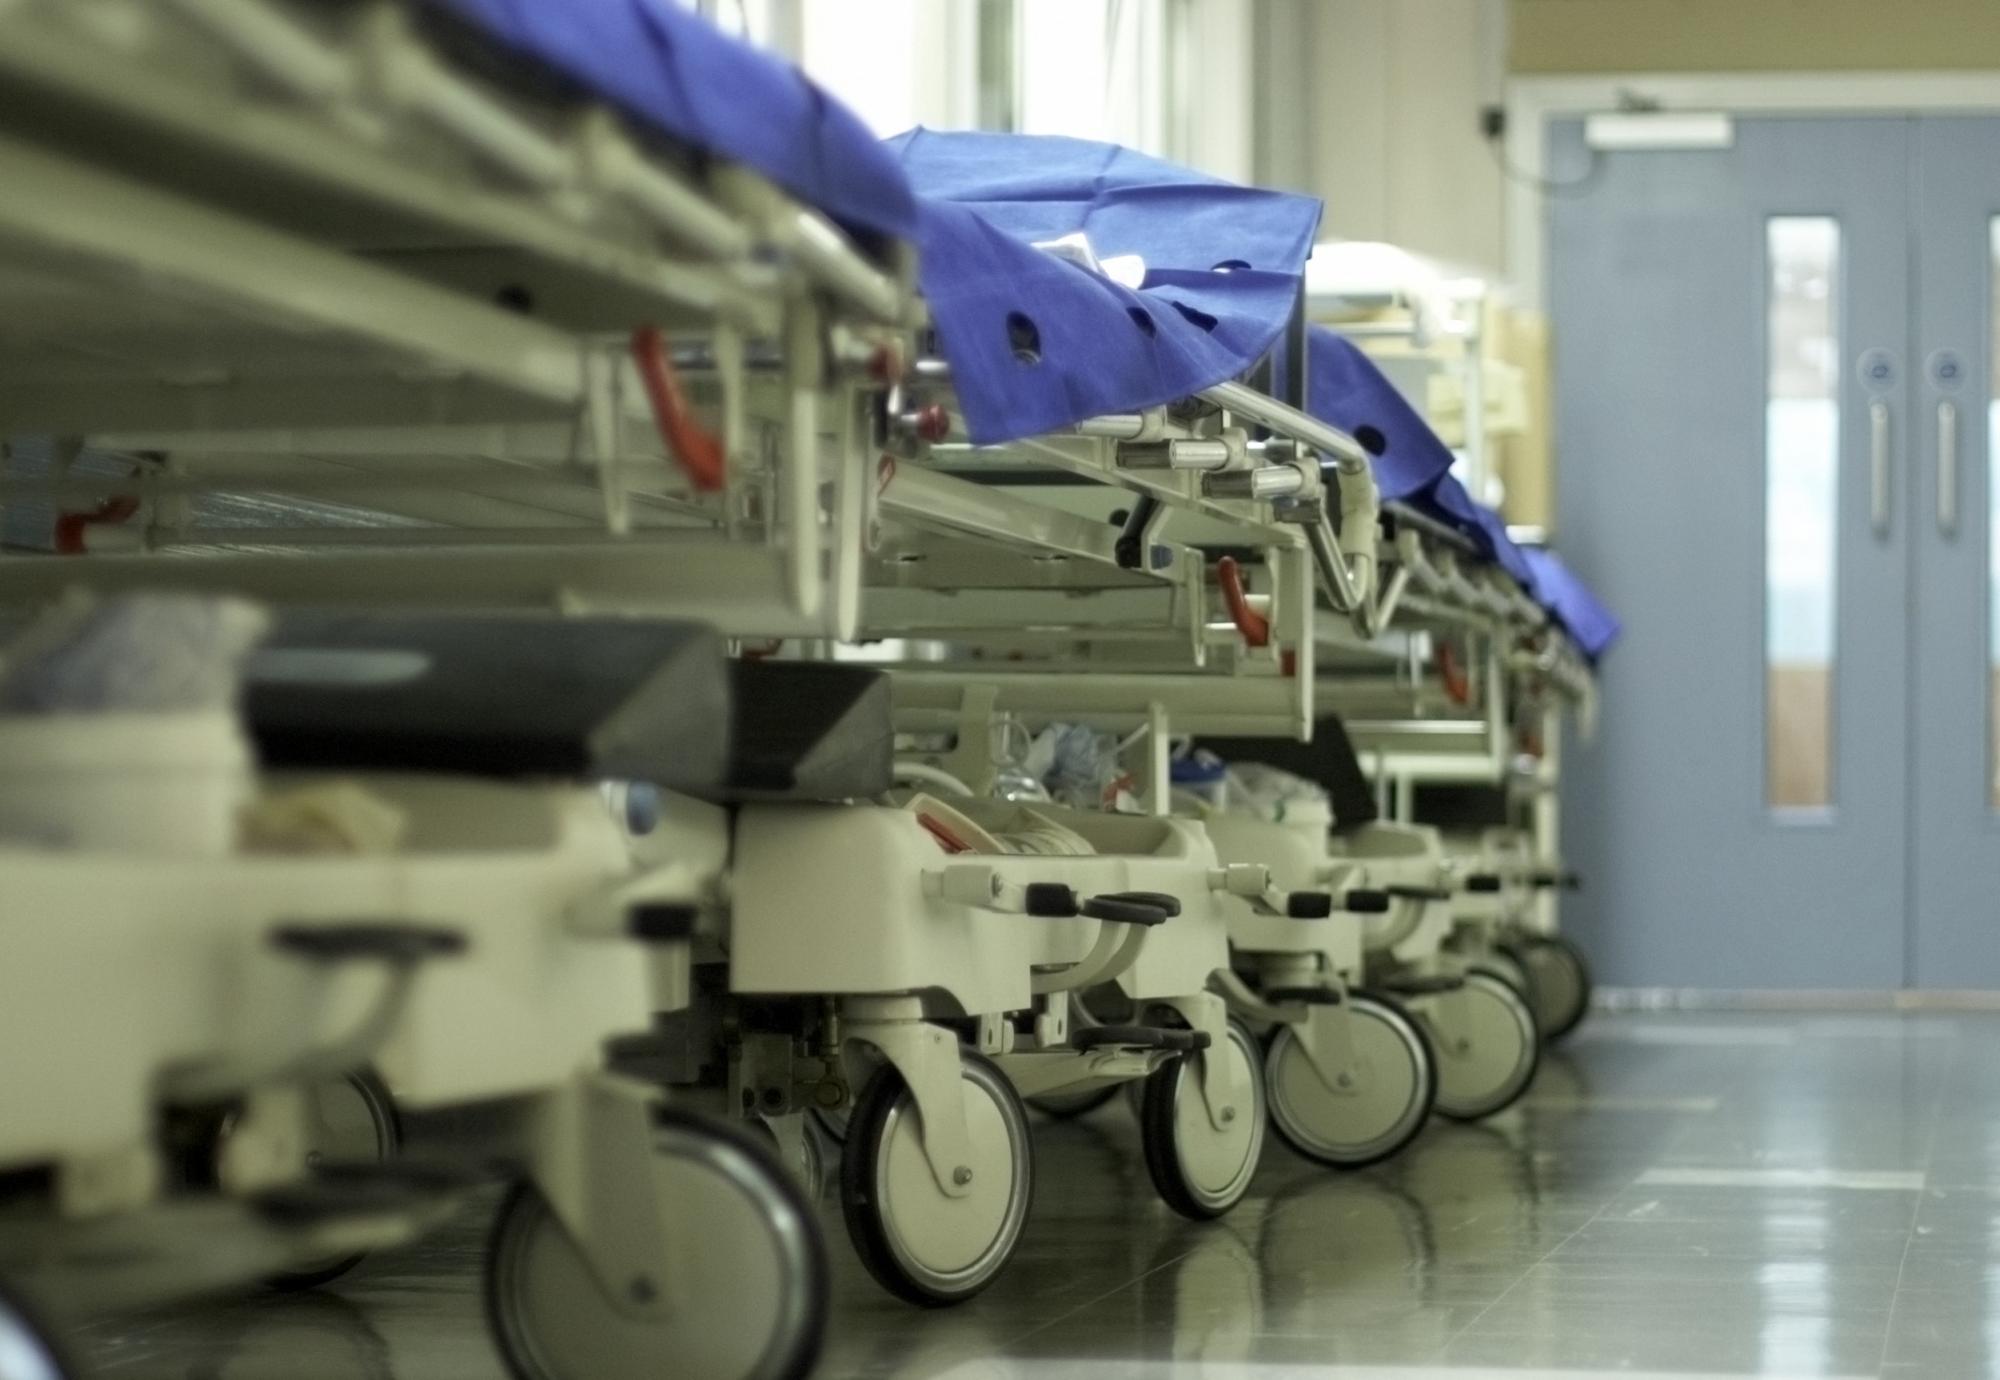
[424,0,917,243]
[889,130,1322,445]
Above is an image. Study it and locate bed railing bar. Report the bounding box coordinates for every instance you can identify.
[1197,380,1370,474]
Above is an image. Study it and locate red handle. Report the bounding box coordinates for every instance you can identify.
[1436,640,1472,705]
[1216,556,1270,648]
[630,326,725,493]
[54,494,140,554]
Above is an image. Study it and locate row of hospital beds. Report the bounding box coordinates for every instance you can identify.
[0,2,1618,1377]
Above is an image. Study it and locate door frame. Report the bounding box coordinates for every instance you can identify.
[1506,72,2000,312]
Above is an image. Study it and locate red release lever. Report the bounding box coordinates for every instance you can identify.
[54,494,140,555]
[630,326,725,493]
[1436,640,1472,705]
[1216,556,1270,648]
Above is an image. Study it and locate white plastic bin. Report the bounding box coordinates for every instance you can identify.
[0,710,254,855]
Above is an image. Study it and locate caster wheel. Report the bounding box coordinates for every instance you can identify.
[1426,969,1540,1121]
[264,1070,401,1292]
[808,1105,848,1144]
[0,1280,75,1380]
[1028,1084,1121,1120]
[841,1046,1032,1307]
[1139,1019,1265,1221]
[1481,945,1538,1008]
[1519,935,1592,1042]
[485,1106,826,1380]
[1264,994,1435,1169]
[755,1114,833,1204]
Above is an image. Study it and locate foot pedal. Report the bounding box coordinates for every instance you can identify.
[1263,986,1342,1006]
[1380,974,1465,997]
[1385,884,1452,903]
[1071,1025,1211,1054]
[252,1162,476,1226]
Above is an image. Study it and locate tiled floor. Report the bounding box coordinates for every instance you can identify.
[67,1012,2000,1378]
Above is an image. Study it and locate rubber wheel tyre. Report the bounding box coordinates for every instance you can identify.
[840,1046,1033,1307]
[265,1069,402,1292]
[1484,944,1539,1009]
[0,1279,77,1380]
[1264,993,1436,1169]
[1139,1019,1266,1221]
[1428,968,1541,1122]
[1520,934,1592,1042]
[1027,1084,1121,1120]
[753,1115,832,1204]
[485,1106,827,1380]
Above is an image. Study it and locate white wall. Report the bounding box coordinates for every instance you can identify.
[1257,0,1508,275]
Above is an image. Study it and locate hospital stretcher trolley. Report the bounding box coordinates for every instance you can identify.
[0,1,920,1374]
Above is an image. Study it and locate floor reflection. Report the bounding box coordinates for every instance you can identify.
[61,1012,2000,1378]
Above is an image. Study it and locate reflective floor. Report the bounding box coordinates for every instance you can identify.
[73,1012,2000,1378]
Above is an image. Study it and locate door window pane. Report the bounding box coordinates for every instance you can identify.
[1988,218,2000,809]
[1766,217,1841,811]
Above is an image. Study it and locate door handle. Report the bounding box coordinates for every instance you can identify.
[1870,400,1892,538]
[1938,399,1959,538]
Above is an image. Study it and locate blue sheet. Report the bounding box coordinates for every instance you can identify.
[1415,477,1620,658]
[424,0,917,243]
[1279,326,1455,501]
[889,130,1322,445]
[1396,472,1525,585]
[1522,548,1622,660]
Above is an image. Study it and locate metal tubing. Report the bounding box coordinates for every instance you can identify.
[1203,464,1306,500]
[1199,380,1369,473]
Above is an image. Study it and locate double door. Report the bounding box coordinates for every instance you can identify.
[1551,115,2000,988]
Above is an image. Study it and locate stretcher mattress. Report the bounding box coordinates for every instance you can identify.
[890,130,1322,445]
[424,0,917,243]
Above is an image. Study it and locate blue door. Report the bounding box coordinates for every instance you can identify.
[1550,116,1919,989]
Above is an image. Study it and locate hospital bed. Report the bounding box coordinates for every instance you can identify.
[0,0,923,1373]
[0,0,913,640]
[0,0,1621,1356]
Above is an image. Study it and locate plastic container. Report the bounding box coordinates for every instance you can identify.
[0,710,254,855]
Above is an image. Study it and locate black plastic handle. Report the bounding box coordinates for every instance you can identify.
[1530,870,1582,891]
[1263,985,1342,1006]
[1100,890,1182,919]
[1384,884,1452,902]
[1286,891,1334,920]
[1343,889,1391,914]
[1464,874,1504,894]
[627,903,699,944]
[1024,883,1082,918]
[1081,893,1172,926]
[271,922,466,965]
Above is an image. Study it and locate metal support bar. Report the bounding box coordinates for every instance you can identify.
[0,133,588,405]
[1199,380,1369,473]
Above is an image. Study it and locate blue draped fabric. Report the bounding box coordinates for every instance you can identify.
[890,130,1322,445]
[1522,548,1622,660]
[1278,326,1456,500]
[425,0,918,242]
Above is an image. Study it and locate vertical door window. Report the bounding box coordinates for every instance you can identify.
[1765,217,1842,811]
[1988,218,2000,808]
